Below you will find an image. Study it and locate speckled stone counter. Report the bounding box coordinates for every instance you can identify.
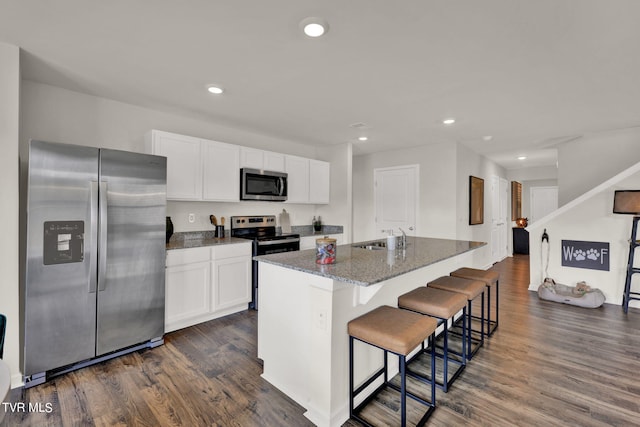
[256,235,486,427]
[166,231,248,250]
[288,225,344,237]
[254,236,485,286]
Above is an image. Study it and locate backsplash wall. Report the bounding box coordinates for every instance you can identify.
[167,200,319,232]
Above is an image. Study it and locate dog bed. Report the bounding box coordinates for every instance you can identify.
[537,278,606,308]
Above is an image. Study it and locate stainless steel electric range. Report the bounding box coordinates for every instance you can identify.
[230,215,300,309]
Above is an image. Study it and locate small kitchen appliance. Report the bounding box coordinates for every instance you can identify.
[240,168,288,201]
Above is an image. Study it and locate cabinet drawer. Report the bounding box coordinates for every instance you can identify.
[166,247,211,267]
[211,242,252,260]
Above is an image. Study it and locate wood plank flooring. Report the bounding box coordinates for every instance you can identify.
[5,255,640,426]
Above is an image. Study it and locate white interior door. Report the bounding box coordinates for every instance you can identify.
[374,165,419,238]
[490,176,509,263]
[499,178,509,259]
[530,186,558,223]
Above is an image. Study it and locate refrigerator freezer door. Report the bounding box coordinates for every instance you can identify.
[24,141,99,376]
[96,149,166,355]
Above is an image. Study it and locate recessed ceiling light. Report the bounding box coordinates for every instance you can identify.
[358,136,368,141]
[206,85,224,95]
[300,17,329,37]
[442,118,456,125]
[517,156,527,160]
[482,135,493,141]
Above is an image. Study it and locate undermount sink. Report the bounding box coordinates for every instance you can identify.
[352,240,387,250]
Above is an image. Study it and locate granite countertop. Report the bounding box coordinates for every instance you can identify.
[289,225,343,237]
[166,231,249,250]
[254,236,486,286]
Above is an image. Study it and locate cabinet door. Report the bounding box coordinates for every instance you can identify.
[150,131,202,200]
[240,147,264,169]
[165,261,211,332]
[264,151,286,172]
[309,160,330,204]
[285,155,310,203]
[203,140,240,201]
[211,256,251,312]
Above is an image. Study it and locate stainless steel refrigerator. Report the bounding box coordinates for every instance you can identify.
[21,140,166,387]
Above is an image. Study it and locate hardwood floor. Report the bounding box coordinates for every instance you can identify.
[4,255,640,426]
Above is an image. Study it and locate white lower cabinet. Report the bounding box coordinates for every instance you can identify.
[165,260,211,329]
[165,242,252,332]
[211,244,252,312]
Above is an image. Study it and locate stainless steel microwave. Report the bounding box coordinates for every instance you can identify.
[240,168,288,201]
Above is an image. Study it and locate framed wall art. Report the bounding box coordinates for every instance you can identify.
[469,175,484,225]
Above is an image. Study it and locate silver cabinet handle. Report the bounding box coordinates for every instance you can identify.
[98,182,108,291]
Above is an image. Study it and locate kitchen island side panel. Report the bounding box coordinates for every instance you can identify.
[257,250,476,427]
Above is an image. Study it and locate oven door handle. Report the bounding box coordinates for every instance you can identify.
[258,238,300,246]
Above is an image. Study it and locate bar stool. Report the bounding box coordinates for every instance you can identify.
[398,286,468,392]
[427,276,486,359]
[451,267,500,336]
[348,305,438,427]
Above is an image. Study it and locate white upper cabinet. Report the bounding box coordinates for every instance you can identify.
[240,147,264,170]
[285,156,330,204]
[309,159,330,204]
[203,140,240,202]
[146,130,202,200]
[146,130,239,202]
[147,129,328,204]
[263,151,286,172]
[240,147,286,172]
[285,155,310,203]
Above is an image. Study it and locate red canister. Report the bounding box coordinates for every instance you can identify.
[316,237,337,264]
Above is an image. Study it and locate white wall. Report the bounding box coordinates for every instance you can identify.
[455,144,507,267]
[557,128,640,206]
[528,164,640,309]
[352,143,458,242]
[0,43,21,386]
[506,165,558,182]
[315,143,353,243]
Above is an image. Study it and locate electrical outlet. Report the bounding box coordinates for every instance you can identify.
[315,309,327,330]
[188,213,195,223]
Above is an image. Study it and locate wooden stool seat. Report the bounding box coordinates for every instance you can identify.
[398,287,467,319]
[428,276,485,300]
[398,287,468,392]
[348,305,438,426]
[451,267,499,286]
[451,267,500,335]
[348,305,437,355]
[427,276,486,359]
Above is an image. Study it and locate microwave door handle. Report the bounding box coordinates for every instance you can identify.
[278,177,284,196]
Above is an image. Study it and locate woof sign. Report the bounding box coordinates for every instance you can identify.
[561,240,610,271]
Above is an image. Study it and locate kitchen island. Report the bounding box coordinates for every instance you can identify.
[255,236,485,427]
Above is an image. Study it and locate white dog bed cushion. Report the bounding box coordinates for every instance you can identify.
[537,278,606,308]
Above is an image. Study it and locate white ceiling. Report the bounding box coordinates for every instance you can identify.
[2,1,640,170]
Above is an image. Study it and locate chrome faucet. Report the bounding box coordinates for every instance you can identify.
[398,228,407,249]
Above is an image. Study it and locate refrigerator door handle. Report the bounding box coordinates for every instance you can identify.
[89,181,99,293]
[98,181,108,292]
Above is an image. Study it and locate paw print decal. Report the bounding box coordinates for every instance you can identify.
[574,249,586,261]
[586,249,600,261]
